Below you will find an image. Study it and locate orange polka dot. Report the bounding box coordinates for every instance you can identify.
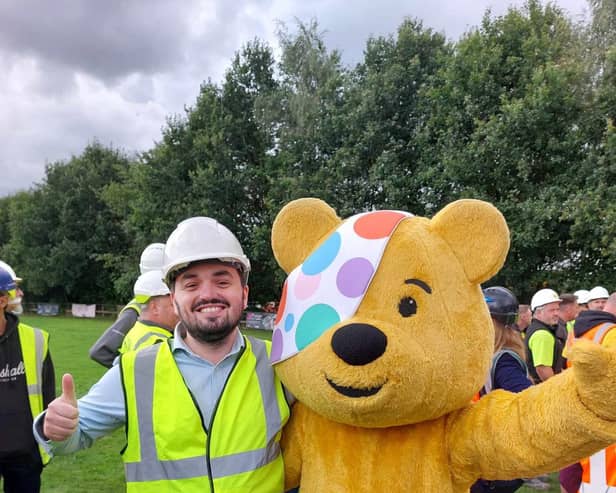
[275,280,288,325]
[354,211,409,239]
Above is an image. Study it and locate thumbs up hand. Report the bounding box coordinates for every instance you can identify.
[43,373,79,442]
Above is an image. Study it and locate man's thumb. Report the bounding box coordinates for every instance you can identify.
[62,373,76,403]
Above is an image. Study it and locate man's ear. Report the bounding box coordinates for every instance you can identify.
[271,198,341,274]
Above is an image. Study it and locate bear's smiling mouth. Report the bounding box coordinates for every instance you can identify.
[326,376,385,398]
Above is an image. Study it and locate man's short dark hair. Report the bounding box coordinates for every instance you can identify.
[560,293,577,305]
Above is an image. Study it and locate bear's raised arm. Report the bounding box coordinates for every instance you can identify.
[448,340,616,485]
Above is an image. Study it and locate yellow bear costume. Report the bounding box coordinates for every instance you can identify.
[270,198,616,493]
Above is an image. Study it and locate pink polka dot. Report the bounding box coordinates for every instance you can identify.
[354,211,409,239]
[294,271,321,300]
[271,328,283,362]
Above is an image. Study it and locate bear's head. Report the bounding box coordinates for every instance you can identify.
[270,198,510,428]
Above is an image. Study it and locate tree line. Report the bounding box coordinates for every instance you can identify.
[1,0,614,305]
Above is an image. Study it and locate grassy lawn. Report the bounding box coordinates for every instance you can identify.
[17,315,271,493]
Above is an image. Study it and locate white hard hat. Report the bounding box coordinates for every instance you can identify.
[574,289,591,305]
[134,270,170,298]
[0,260,22,283]
[139,243,166,274]
[588,286,609,301]
[530,288,562,311]
[162,217,250,284]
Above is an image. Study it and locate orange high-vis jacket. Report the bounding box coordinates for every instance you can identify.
[574,322,616,491]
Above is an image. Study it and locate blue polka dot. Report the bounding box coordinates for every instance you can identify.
[302,232,341,275]
[284,313,295,332]
[295,304,340,350]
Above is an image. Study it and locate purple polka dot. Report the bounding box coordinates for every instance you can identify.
[294,272,321,300]
[270,328,283,362]
[336,257,374,298]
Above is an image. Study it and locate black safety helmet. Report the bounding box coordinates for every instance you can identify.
[482,286,519,326]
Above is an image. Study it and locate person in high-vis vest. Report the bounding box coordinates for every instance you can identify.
[525,288,565,383]
[567,291,616,493]
[118,270,177,356]
[0,266,55,493]
[35,217,292,492]
[89,243,165,368]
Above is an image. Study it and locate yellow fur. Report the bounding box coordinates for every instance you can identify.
[272,198,616,492]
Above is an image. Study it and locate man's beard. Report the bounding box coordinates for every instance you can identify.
[176,298,243,345]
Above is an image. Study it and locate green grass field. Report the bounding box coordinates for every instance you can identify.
[14,315,561,493]
[17,315,272,493]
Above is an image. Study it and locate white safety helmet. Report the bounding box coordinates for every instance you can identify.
[162,217,250,285]
[574,289,591,305]
[139,243,166,274]
[530,288,562,312]
[133,270,170,300]
[588,286,609,301]
[0,260,22,283]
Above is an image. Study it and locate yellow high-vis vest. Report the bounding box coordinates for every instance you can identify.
[17,323,51,466]
[120,336,290,493]
[118,320,171,355]
[120,297,143,316]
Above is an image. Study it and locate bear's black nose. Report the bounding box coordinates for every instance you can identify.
[331,323,387,365]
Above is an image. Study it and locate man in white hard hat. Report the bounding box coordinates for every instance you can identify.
[525,288,564,382]
[569,292,616,493]
[574,289,591,312]
[587,286,609,311]
[0,266,55,493]
[117,270,177,356]
[89,243,165,367]
[35,217,291,492]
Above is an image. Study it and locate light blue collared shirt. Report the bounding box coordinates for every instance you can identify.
[34,325,245,456]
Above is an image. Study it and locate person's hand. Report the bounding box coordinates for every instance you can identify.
[43,373,79,441]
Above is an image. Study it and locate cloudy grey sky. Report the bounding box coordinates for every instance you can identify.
[0,0,589,197]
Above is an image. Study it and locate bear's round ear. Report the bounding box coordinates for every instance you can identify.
[429,199,510,284]
[272,198,341,274]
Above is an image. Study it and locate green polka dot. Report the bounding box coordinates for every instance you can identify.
[295,304,340,350]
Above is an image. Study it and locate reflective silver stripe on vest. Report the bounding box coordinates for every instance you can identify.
[593,322,615,344]
[248,337,282,445]
[126,455,208,482]
[134,331,167,351]
[27,329,45,396]
[126,338,282,482]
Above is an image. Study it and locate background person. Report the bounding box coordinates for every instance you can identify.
[525,288,564,383]
[88,243,165,367]
[118,270,178,355]
[472,286,534,493]
[0,260,24,315]
[574,290,591,312]
[0,266,55,493]
[568,292,616,492]
[586,286,609,311]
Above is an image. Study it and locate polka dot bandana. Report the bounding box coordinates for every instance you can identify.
[270,210,413,364]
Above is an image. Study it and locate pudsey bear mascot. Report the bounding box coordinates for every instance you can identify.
[270,198,616,493]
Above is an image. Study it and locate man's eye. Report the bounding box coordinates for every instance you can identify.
[398,297,417,318]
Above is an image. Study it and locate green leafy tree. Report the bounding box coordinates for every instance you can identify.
[4,143,131,302]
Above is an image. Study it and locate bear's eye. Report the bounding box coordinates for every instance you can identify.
[398,297,417,317]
